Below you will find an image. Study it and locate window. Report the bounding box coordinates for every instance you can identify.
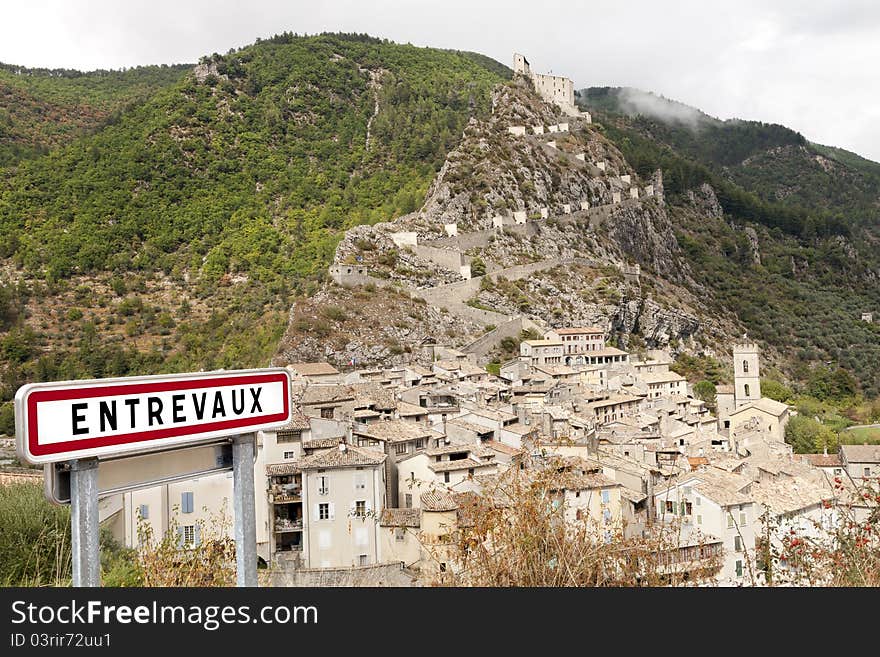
[665,500,675,514]
[468,468,474,477]
[358,554,368,567]
[744,384,751,397]
[439,562,447,573]
[728,513,735,528]
[742,360,749,374]
[695,496,700,506]
[696,514,702,525]
[395,443,408,455]
[138,504,149,520]
[739,512,747,527]
[318,475,329,496]
[415,439,425,449]
[603,530,612,544]
[834,468,842,476]
[735,560,743,578]
[277,430,301,443]
[865,467,871,477]
[444,472,450,483]
[354,500,366,517]
[283,451,296,459]
[354,473,366,490]
[601,489,610,504]
[319,503,330,520]
[394,528,406,542]
[735,536,742,552]
[405,494,412,509]
[320,407,334,419]
[180,524,198,547]
[181,492,194,514]
[603,508,612,524]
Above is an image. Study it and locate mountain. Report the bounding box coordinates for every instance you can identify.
[0,33,505,434]
[577,86,880,395]
[0,62,191,166]
[1,35,879,439]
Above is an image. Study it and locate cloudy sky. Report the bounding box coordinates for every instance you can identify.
[2,1,879,161]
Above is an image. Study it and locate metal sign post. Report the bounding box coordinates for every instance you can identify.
[69,459,101,587]
[232,434,257,587]
[13,368,293,589]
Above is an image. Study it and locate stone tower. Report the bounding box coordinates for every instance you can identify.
[733,342,761,408]
[513,53,531,76]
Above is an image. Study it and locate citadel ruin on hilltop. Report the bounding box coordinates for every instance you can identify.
[513,52,589,120]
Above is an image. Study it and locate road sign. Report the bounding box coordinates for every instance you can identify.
[44,439,240,505]
[15,368,291,464]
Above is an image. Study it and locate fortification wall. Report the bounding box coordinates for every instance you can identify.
[410,244,469,276]
[268,562,417,587]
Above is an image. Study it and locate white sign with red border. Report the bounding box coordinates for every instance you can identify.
[15,368,291,464]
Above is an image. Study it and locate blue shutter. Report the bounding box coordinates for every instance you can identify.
[194,525,202,547]
[182,492,193,514]
[177,527,185,549]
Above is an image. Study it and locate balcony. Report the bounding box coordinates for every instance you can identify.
[274,518,303,533]
[270,484,302,503]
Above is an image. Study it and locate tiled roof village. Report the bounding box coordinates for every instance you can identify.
[110,323,873,586]
[95,54,876,587]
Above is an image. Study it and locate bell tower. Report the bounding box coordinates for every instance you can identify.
[733,342,761,407]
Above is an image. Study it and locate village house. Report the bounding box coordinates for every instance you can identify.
[286,362,342,383]
[654,468,757,585]
[543,326,606,364]
[839,444,880,480]
[520,339,564,366]
[299,443,387,569]
[396,441,498,508]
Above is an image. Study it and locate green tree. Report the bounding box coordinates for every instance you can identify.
[761,378,793,403]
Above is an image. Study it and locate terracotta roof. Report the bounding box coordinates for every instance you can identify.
[288,362,340,376]
[670,469,752,507]
[380,508,421,528]
[297,444,386,469]
[688,457,710,470]
[556,472,619,491]
[396,401,428,417]
[523,339,563,346]
[266,463,301,476]
[551,327,604,335]
[447,418,495,434]
[302,437,341,450]
[729,397,790,417]
[715,385,734,395]
[301,384,356,406]
[840,444,880,463]
[429,458,486,473]
[420,489,458,511]
[795,453,843,468]
[276,406,310,431]
[426,442,481,457]
[354,419,438,444]
[501,422,538,436]
[483,440,523,456]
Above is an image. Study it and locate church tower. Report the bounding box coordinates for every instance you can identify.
[733,342,761,407]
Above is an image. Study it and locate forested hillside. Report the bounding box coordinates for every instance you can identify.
[0,63,190,165]
[0,33,505,434]
[579,86,880,397]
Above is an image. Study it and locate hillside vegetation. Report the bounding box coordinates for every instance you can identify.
[579,87,880,397]
[0,62,190,165]
[0,33,505,435]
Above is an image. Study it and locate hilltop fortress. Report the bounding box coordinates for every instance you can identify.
[513,53,588,119]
